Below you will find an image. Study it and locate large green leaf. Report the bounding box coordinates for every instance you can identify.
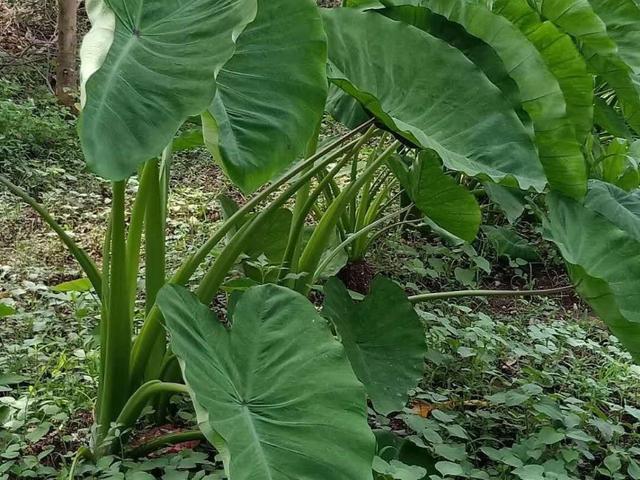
[326,84,371,130]
[323,276,425,415]
[382,0,588,199]
[392,152,481,242]
[591,57,640,135]
[546,185,640,360]
[528,0,617,57]
[381,5,528,124]
[157,284,375,480]
[595,138,640,191]
[540,0,640,137]
[205,0,328,193]
[492,0,594,143]
[483,182,526,224]
[588,0,640,73]
[578,0,640,135]
[78,0,115,104]
[567,266,640,361]
[321,8,545,192]
[601,138,636,188]
[374,430,436,479]
[79,0,257,181]
[584,180,640,241]
[594,97,634,139]
[241,208,293,283]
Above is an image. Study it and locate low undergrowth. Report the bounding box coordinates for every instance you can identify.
[0,78,83,193]
[2,243,639,479]
[398,299,640,479]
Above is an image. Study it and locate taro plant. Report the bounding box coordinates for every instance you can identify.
[4,0,345,463]
[325,0,640,357]
[3,0,640,478]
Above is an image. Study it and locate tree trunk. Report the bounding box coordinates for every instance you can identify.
[56,0,78,109]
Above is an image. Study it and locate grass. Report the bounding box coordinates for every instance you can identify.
[0,78,84,194]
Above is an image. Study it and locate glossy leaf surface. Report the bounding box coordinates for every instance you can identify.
[322,8,545,192]
[382,0,587,198]
[546,184,640,360]
[492,0,594,143]
[80,0,257,180]
[391,152,481,242]
[157,284,375,480]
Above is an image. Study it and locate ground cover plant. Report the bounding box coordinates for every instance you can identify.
[2,0,640,478]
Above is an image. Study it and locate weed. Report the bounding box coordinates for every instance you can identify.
[0,78,83,192]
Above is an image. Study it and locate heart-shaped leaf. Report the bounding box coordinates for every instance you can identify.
[157,284,375,480]
[483,182,526,224]
[374,430,436,478]
[323,276,425,415]
[373,457,427,480]
[381,5,529,126]
[483,226,539,262]
[241,208,293,283]
[380,0,587,198]
[80,0,257,180]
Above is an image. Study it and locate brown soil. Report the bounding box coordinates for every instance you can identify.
[337,260,377,294]
[25,416,208,469]
[129,424,205,458]
[480,261,584,316]
[22,409,93,468]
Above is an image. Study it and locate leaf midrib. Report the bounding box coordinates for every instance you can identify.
[240,404,275,480]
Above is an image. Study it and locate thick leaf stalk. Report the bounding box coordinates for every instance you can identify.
[97,181,131,442]
[295,141,400,293]
[279,126,378,283]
